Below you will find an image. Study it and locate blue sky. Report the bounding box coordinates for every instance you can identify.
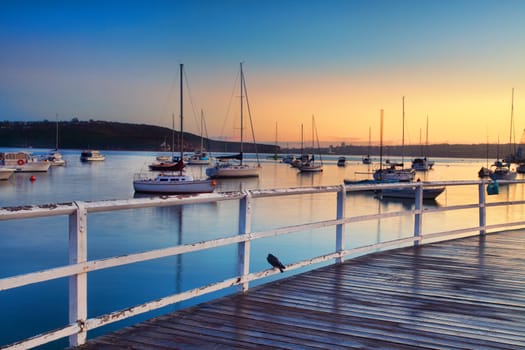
[1,0,524,145]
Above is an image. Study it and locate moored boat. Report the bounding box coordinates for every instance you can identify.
[411,116,434,171]
[206,157,260,178]
[373,164,415,182]
[206,63,261,178]
[489,160,516,181]
[297,115,323,173]
[134,63,216,194]
[39,150,66,166]
[188,150,211,165]
[148,157,184,171]
[133,173,216,194]
[188,110,211,165]
[80,150,105,162]
[411,157,434,171]
[0,151,51,172]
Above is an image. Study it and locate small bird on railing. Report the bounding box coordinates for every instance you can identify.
[267,253,286,273]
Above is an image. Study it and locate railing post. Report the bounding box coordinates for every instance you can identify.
[413,182,423,246]
[479,181,487,235]
[238,191,252,292]
[336,184,346,263]
[69,202,88,347]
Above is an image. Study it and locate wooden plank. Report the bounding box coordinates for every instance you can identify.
[72,230,525,350]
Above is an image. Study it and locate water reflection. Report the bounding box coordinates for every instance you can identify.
[2,150,525,348]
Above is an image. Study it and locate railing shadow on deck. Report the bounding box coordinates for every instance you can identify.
[1,179,525,349]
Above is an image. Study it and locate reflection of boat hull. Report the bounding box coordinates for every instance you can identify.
[0,167,16,180]
[380,186,445,200]
[133,174,215,194]
[206,164,260,178]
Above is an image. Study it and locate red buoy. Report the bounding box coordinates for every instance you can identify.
[30,175,36,182]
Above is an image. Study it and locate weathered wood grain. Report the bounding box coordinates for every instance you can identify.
[73,230,525,349]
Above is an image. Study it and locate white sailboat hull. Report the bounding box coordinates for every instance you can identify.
[206,164,260,178]
[133,175,215,194]
[298,163,323,172]
[373,168,415,182]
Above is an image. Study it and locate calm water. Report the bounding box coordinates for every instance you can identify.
[1,148,524,349]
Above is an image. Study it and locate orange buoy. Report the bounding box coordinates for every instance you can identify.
[30,175,36,182]
[17,159,25,165]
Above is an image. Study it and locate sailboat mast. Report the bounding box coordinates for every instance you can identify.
[179,63,184,175]
[275,121,278,158]
[240,62,244,165]
[200,110,204,151]
[55,113,59,150]
[311,115,314,154]
[510,87,515,157]
[301,123,304,156]
[171,113,175,160]
[379,109,384,172]
[402,96,405,167]
[426,115,429,155]
[368,126,371,155]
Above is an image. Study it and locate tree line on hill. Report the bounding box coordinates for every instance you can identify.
[0,120,517,160]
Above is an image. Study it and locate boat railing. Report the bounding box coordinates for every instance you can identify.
[1,179,525,349]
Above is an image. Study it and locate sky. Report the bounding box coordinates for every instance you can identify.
[1,0,524,147]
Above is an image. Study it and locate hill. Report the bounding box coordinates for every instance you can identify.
[0,120,519,159]
[0,120,277,154]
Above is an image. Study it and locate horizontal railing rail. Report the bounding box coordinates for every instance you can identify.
[1,179,524,349]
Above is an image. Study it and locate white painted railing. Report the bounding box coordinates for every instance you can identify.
[1,179,525,349]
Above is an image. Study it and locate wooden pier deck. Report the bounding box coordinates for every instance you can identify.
[73,230,525,350]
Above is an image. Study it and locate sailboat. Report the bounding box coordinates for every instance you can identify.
[480,90,518,181]
[134,64,216,194]
[298,115,323,173]
[345,108,444,199]
[188,110,212,165]
[206,63,261,178]
[362,126,372,164]
[411,116,434,171]
[373,97,415,182]
[148,113,184,171]
[290,124,307,168]
[40,115,66,166]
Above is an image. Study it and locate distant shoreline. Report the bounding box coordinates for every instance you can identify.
[0,120,520,160]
